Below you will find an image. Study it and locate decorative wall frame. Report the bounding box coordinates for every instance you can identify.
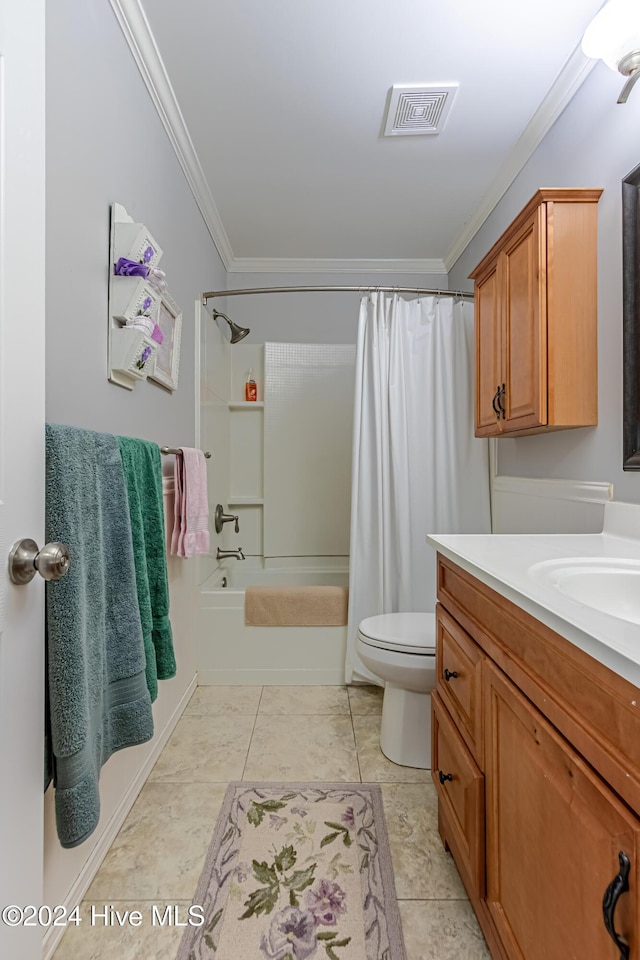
[108,202,181,392]
[623,163,640,469]
[148,292,182,392]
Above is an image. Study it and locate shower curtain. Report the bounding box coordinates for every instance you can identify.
[345,292,491,683]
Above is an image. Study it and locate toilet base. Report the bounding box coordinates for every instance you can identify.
[380,684,431,769]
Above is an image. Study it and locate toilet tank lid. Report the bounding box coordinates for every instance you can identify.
[358,612,436,651]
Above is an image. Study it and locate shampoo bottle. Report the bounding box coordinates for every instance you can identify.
[245,368,257,402]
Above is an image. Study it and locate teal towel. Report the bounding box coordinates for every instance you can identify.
[45,424,154,848]
[118,436,176,701]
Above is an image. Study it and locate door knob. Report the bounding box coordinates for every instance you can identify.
[8,538,70,585]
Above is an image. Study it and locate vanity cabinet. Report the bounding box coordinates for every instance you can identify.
[433,554,640,960]
[470,188,602,438]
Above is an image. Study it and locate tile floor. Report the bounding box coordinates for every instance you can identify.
[53,686,490,960]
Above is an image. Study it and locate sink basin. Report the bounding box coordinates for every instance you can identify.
[528,558,640,624]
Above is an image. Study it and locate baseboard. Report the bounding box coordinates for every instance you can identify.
[198,668,346,685]
[42,673,197,960]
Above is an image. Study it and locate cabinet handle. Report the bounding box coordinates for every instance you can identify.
[602,851,631,960]
[438,771,453,784]
[491,385,501,419]
[444,669,458,681]
[498,383,506,419]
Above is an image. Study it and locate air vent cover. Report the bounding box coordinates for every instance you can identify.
[383,84,458,136]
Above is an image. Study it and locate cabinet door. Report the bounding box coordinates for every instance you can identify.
[485,661,639,960]
[474,257,502,437]
[502,207,547,431]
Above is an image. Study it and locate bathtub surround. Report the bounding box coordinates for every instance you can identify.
[118,436,176,701]
[244,585,349,626]
[346,294,491,683]
[45,425,154,848]
[177,782,407,960]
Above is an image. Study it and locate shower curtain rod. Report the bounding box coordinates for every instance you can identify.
[201,285,474,303]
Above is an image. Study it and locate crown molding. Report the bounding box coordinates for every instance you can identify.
[227,257,447,275]
[443,45,598,271]
[109,0,234,269]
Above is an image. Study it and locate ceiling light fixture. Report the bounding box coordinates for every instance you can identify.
[582,0,640,103]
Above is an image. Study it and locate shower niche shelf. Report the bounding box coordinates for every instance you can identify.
[227,401,264,409]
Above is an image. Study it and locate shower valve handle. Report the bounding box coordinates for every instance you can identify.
[215,504,240,534]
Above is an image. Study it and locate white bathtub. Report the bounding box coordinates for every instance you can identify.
[199,559,349,685]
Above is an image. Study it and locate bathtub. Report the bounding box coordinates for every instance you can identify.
[199,559,349,684]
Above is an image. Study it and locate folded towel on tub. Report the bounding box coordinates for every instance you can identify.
[45,424,154,848]
[118,436,176,701]
[170,447,210,557]
[245,585,349,626]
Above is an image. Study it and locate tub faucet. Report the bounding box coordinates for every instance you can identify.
[216,547,245,561]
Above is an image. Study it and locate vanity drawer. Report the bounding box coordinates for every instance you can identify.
[436,605,484,765]
[432,691,485,898]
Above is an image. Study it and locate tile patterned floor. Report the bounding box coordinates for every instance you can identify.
[53,685,489,960]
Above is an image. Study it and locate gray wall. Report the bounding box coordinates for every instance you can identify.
[46,0,226,446]
[448,63,640,503]
[217,271,449,344]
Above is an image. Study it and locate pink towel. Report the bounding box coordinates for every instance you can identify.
[170,448,210,557]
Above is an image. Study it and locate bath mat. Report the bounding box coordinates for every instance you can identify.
[245,586,349,626]
[177,782,407,960]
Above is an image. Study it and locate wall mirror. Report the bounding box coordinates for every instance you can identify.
[623,163,640,469]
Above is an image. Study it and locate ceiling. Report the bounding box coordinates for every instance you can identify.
[133,0,604,272]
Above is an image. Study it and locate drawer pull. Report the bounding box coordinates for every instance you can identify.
[444,669,458,681]
[438,771,453,785]
[602,851,631,960]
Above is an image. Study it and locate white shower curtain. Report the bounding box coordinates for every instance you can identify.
[345,293,491,683]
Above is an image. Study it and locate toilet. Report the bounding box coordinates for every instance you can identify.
[356,612,436,769]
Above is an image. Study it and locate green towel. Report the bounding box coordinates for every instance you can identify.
[118,436,176,701]
[45,424,154,848]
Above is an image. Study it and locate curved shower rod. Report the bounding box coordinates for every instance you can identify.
[201,285,474,304]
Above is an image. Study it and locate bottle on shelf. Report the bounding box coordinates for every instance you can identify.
[245,368,257,402]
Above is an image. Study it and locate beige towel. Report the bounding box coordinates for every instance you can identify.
[245,585,348,626]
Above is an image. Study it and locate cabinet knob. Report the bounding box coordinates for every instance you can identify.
[438,771,453,785]
[602,851,631,960]
[444,669,458,682]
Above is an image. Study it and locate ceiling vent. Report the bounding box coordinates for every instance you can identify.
[383,84,458,136]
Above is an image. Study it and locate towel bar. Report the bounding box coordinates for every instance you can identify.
[160,446,211,458]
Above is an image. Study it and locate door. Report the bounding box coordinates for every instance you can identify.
[502,207,547,430]
[474,258,502,437]
[0,2,46,959]
[485,662,639,960]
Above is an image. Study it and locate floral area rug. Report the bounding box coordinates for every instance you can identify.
[177,782,407,960]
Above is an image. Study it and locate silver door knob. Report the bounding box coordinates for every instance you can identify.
[8,538,70,585]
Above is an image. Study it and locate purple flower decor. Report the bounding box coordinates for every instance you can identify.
[143,244,155,263]
[141,296,153,314]
[260,907,317,960]
[115,257,149,278]
[135,345,153,371]
[305,879,346,927]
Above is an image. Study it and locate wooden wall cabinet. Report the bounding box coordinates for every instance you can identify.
[433,555,640,960]
[470,188,602,438]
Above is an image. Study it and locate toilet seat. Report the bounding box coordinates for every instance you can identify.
[358,612,435,656]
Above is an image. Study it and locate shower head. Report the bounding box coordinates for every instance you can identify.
[212,309,250,344]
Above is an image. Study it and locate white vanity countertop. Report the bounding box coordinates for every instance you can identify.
[427,502,640,689]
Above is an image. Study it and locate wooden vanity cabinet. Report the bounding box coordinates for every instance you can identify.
[433,554,640,960]
[470,188,602,438]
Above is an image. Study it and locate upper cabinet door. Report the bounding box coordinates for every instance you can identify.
[474,258,502,437]
[502,207,547,430]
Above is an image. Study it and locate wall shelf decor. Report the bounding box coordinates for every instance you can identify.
[108,203,182,391]
[148,292,182,392]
